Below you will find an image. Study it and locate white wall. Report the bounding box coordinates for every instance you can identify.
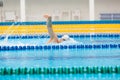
[0,0,20,22]
[0,0,120,22]
[26,0,89,21]
[0,0,89,21]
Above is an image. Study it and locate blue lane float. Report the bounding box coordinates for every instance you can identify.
[0,34,120,40]
[0,44,120,51]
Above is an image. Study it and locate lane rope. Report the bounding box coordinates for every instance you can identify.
[0,66,120,75]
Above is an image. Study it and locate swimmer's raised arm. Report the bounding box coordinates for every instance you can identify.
[44,15,70,44]
[44,15,54,39]
[44,15,60,43]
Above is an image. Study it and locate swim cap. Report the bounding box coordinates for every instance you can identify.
[61,35,70,41]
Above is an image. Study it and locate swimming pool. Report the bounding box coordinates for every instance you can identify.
[0,21,120,80]
[0,34,120,80]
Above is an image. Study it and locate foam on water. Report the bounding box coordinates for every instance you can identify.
[45,38,81,45]
[0,41,23,46]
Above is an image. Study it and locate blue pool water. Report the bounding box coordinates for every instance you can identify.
[0,48,120,68]
[0,74,120,80]
[0,34,120,80]
[0,34,120,46]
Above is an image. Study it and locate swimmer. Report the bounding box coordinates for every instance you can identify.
[44,15,71,44]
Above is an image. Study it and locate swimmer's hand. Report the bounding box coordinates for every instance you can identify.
[44,15,51,19]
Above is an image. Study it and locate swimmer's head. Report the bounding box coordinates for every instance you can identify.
[61,35,70,41]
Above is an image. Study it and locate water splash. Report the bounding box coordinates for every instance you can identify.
[0,22,47,46]
[3,22,20,42]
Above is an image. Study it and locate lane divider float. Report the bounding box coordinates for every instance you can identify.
[0,66,120,75]
[0,34,120,40]
[0,44,120,51]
